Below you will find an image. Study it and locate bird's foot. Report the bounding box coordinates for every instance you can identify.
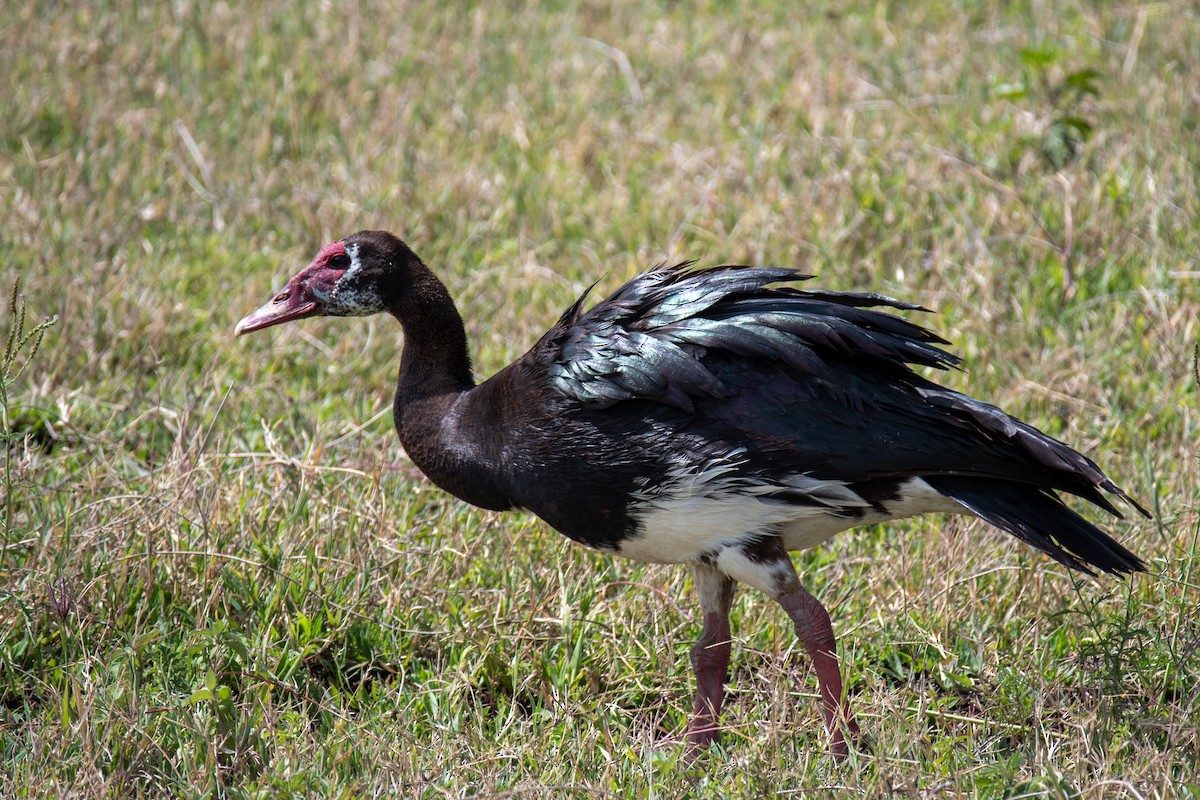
[682,717,720,764]
[829,712,870,760]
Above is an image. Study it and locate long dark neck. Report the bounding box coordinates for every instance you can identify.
[393,270,476,404]
[389,266,513,512]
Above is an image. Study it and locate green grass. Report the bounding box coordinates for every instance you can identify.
[3,1,1199,796]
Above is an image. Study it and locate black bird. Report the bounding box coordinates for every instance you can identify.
[236,230,1147,758]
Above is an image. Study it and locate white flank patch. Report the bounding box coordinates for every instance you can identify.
[620,450,858,565]
[778,475,966,551]
[712,547,800,595]
[886,476,967,515]
[620,451,969,567]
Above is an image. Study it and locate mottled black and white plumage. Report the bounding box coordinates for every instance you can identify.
[237,230,1148,759]
[534,262,1144,574]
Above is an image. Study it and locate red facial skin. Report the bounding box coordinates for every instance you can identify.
[235,241,349,335]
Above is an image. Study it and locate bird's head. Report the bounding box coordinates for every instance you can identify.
[235,230,418,335]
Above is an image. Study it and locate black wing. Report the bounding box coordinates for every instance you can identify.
[526,263,1146,574]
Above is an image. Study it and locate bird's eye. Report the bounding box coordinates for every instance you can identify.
[330,254,351,269]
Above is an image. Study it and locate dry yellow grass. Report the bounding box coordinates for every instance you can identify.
[2,1,1198,797]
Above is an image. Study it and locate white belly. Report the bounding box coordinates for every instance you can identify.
[619,456,967,566]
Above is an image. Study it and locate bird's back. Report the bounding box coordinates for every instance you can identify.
[454,264,1143,572]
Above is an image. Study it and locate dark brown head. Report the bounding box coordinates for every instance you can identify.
[235,230,421,335]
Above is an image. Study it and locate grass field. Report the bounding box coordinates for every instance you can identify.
[3,1,1199,796]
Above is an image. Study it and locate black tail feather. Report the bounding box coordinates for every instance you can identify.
[924,476,1146,576]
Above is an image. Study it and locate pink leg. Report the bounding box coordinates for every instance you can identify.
[685,564,736,761]
[776,583,860,758]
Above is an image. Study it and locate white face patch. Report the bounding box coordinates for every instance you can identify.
[344,243,363,281]
[326,242,388,316]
